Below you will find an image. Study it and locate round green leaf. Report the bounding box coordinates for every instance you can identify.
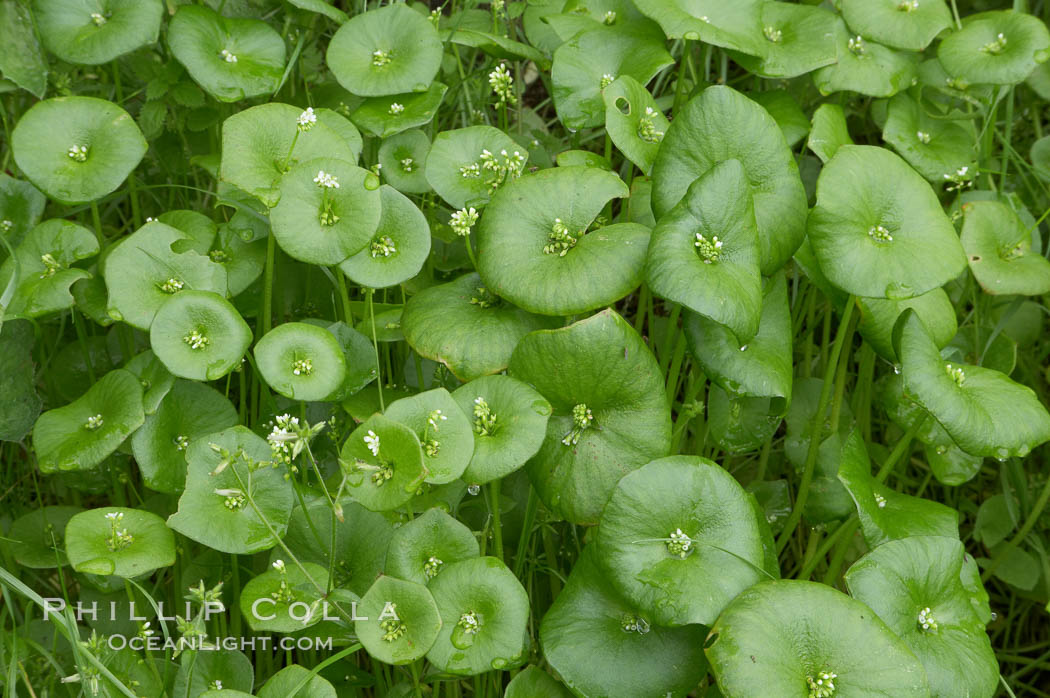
[961,199,1050,296]
[451,375,552,485]
[808,145,966,299]
[706,580,929,697]
[254,322,347,402]
[220,103,361,208]
[425,125,529,209]
[355,575,442,664]
[924,440,983,487]
[842,0,952,51]
[508,310,671,524]
[730,3,839,78]
[813,19,918,98]
[168,4,285,102]
[351,82,448,138]
[12,96,147,204]
[401,272,558,382]
[477,166,648,316]
[596,456,768,626]
[339,414,426,511]
[883,93,976,182]
[8,505,83,568]
[168,425,293,555]
[239,561,329,633]
[338,185,430,288]
[130,379,237,493]
[327,4,443,97]
[378,129,432,194]
[384,388,473,484]
[150,290,252,381]
[551,24,672,130]
[426,556,529,675]
[683,270,792,408]
[271,158,382,265]
[857,289,957,363]
[385,507,480,586]
[652,85,808,275]
[845,536,998,698]
[633,0,767,57]
[896,309,1050,459]
[0,218,97,318]
[602,75,668,175]
[174,649,253,697]
[540,545,709,698]
[506,666,572,698]
[648,159,761,341]
[938,10,1050,86]
[33,0,162,65]
[64,507,175,578]
[33,368,145,473]
[258,665,336,698]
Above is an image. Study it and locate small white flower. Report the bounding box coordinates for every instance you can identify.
[428,409,447,430]
[67,145,88,162]
[874,493,887,509]
[489,63,516,104]
[600,73,616,89]
[158,277,184,294]
[848,35,866,55]
[297,107,317,131]
[898,0,919,11]
[917,606,938,632]
[85,414,104,431]
[764,26,782,43]
[372,49,392,67]
[183,330,209,350]
[868,225,893,243]
[364,430,380,457]
[104,512,122,522]
[313,170,340,189]
[291,358,312,376]
[221,49,238,63]
[90,12,106,26]
[388,102,405,115]
[916,131,931,144]
[450,207,479,237]
[272,559,286,573]
[602,10,616,24]
[0,220,12,232]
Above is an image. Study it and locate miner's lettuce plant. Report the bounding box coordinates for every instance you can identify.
[2,0,1050,696]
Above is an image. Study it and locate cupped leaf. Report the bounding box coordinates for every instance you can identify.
[924,440,983,487]
[239,561,329,633]
[104,221,228,330]
[707,387,782,454]
[220,103,360,208]
[808,103,854,164]
[209,219,267,296]
[729,3,838,78]
[451,375,552,485]
[596,456,768,626]
[271,158,382,265]
[34,368,145,473]
[425,125,528,209]
[168,426,293,555]
[857,289,958,362]
[939,10,1050,86]
[377,129,432,194]
[551,23,672,130]
[540,545,709,698]
[960,199,1050,296]
[508,310,671,524]
[706,580,929,697]
[168,5,285,102]
[130,379,237,493]
[0,319,42,442]
[648,160,761,342]
[384,388,473,484]
[632,0,767,57]
[402,272,558,382]
[327,4,442,97]
[477,166,648,316]
[254,322,347,402]
[683,270,792,408]
[12,96,147,204]
[385,508,480,586]
[160,209,218,255]
[351,82,447,138]
[845,536,998,698]
[0,1,48,97]
[426,556,529,675]
[0,219,97,318]
[33,0,163,65]
[339,414,426,511]
[602,75,668,175]
[64,507,175,578]
[505,666,572,698]
[278,499,392,596]
[896,309,1050,459]
[8,506,83,568]
[338,185,431,288]
[842,0,952,51]
[124,350,175,416]
[324,321,379,400]
[652,85,808,274]
[355,575,442,664]
[150,290,252,381]
[813,19,918,98]
[836,425,960,547]
[883,93,976,182]
[808,145,966,299]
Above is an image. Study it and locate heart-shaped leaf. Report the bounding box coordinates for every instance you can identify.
[883,93,976,182]
[939,10,1050,86]
[813,19,918,97]
[0,219,97,318]
[351,82,448,138]
[34,0,163,65]
[841,0,952,51]
[960,199,1050,296]
[601,75,668,175]
[633,0,767,57]
[729,3,838,78]
[339,185,431,288]
[8,505,83,568]
[384,507,480,586]
[384,388,474,484]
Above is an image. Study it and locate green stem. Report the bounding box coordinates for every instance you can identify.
[366,288,384,411]
[488,479,504,561]
[981,467,1050,582]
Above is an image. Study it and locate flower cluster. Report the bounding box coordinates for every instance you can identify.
[381,610,406,641]
[874,493,887,509]
[666,528,693,559]
[898,0,919,11]
[68,145,88,162]
[868,225,893,243]
[982,32,1007,54]
[637,107,664,144]
[457,611,480,635]
[183,329,210,351]
[489,63,516,104]
[104,511,134,552]
[848,36,866,55]
[424,556,443,580]
[220,49,238,63]
[621,614,651,634]
[945,363,966,387]
[90,12,106,26]
[39,252,61,279]
[297,107,316,132]
[763,26,783,43]
[292,358,313,376]
[372,49,392,67]
[544,218,579,257]
[158,277,184,294]
[473,397,498,436]
[389,102,405,115]
[450,207,479,237]
[917,606,938,632]
[314,170,340,189]
[600,73,616,89]
[562,403,594,446]
[270,560,296,603]
[370,235,397,258]
[807,671,837,698]
[84,414,104,430]
[695,233,724,263]
[470,285,499,309]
